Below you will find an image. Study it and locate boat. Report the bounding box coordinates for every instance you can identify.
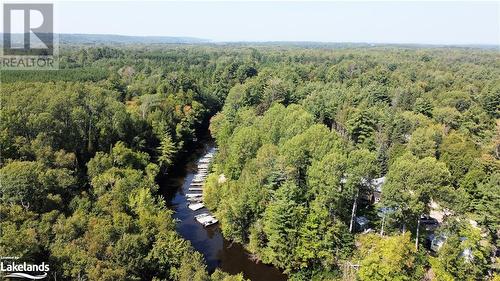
[187,197,203,203]
[189,187,203,191]
[188,202,205,211]
[185,193,203,198]
[195,213,218,227]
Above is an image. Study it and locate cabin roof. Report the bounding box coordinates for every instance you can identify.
[371,176,386,192]
[355,216,369,226]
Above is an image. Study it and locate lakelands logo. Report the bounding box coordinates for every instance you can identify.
[1,2,59,70]
[0,260,49,280]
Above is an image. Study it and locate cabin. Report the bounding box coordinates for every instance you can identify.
[427,234,474,262]
[377,206,395,218]
[420,215,439,231]
[355,216,370,231]
[461,248,474,262]
[428,234,447,252]
[344,176,385,204]
[370,177,385,203]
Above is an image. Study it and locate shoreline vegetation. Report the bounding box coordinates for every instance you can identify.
[1,43,499,281]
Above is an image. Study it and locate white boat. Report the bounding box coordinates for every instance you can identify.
[195,213,218,227]
[188,203,205,211]
[189,187,203,191]
[187,197,202,203]
[185,193,203,198]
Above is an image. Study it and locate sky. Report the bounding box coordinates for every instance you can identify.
[50,1,500,45]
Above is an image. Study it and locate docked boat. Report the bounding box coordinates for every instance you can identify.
[187,197,202,203]
[186,193,203,198]
[188,202,205,211]
[195,213,218,227]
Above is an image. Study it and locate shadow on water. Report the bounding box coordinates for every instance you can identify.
[159,140,287,281]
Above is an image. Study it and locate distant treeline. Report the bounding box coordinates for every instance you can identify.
[1,68,110,83]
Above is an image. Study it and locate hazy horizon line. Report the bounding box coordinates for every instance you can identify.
[3,32,499,47]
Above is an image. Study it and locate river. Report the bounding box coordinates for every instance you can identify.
[161,140,287,281]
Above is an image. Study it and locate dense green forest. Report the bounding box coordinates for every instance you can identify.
[204,47,499,280]
[0,46,248,281]
[1,44,499,281]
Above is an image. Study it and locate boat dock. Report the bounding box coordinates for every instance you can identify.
[185,148,219,227]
